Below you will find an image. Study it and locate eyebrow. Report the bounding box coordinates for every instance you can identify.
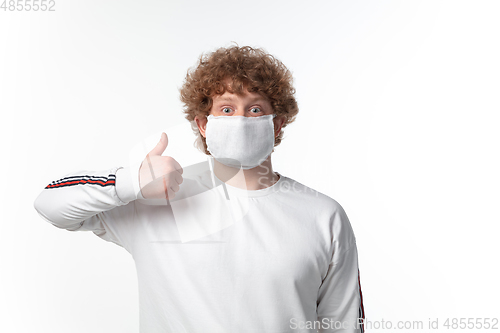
[214,96,269,104]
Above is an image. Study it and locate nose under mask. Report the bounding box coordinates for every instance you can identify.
[205,114,276,170]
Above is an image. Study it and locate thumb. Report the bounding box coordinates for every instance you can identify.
[148,132,168,156]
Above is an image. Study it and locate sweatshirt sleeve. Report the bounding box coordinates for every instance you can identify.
[33,165,142,253]
[316,204,365,333]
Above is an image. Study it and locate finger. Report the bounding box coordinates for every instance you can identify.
[162,173,181,190]
[162,176,171,200]
[170,157,183,175]
[162,176,177,200]
[173,171,183,185]
[148,132,169,156]
[169,182,180,193]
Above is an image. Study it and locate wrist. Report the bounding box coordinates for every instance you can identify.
[116,165,143,203]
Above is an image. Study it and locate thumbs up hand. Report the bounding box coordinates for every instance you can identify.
[139,132,184,200]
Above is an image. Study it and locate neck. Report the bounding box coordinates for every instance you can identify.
[210,154,280,190]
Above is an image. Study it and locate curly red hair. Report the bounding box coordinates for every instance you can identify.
[179,44,299,155]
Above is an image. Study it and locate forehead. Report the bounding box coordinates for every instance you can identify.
[212,90,270,104]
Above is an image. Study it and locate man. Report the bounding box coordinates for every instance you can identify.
[34,45,365,333]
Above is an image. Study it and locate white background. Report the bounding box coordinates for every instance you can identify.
[1,0,499,332]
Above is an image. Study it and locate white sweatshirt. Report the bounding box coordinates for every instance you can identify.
[34,157,365,333]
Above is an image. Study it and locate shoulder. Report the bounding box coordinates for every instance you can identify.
[280,174,356,243]
[279,174,345,213]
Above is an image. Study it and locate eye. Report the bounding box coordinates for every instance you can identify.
[250,107,262,114]
[222,107,233,114]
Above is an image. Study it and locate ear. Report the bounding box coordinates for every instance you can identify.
[274,116,285,138]
[195,115,208,138]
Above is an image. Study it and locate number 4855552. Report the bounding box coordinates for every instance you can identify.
[1,0,56,11]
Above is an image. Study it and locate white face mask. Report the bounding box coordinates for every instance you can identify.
[205,114,276,169]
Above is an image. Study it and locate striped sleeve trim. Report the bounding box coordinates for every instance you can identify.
[45,174,116,189]
[358,268,366,333]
